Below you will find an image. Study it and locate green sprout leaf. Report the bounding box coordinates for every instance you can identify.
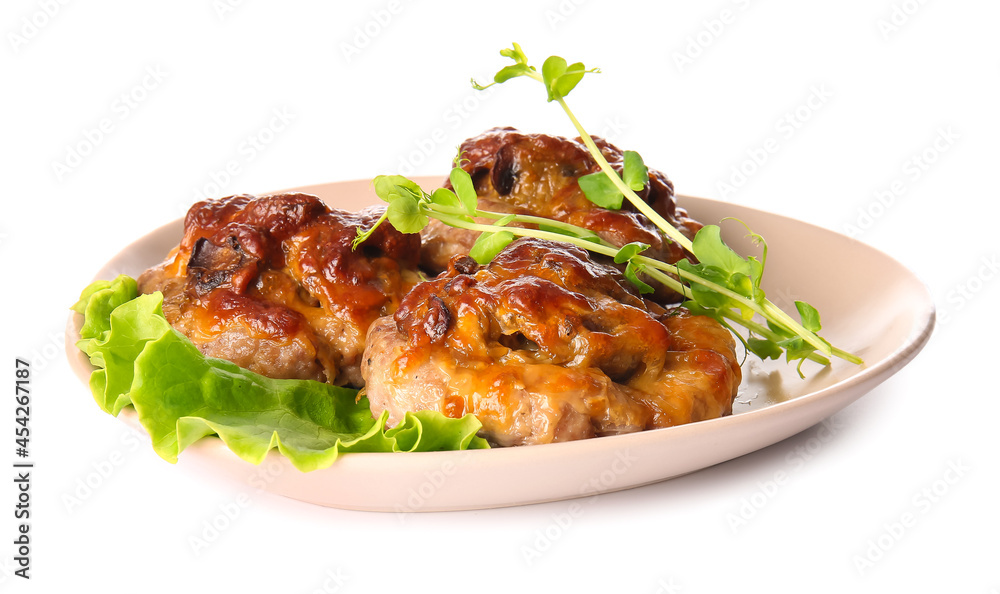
[795,301,822,333]
[473,44,597,99]
[680,299,717,321]
[470,230,515,265]
[554,62,587,98]
[500,42,528,65]
[578,151,645,210]
[622,151,649,192]
[676,260,731,310]
[614,242,650,264]
[577,171,623,209]
[624,260,655,295]
[373,175,422,202]
[428,188,474,224]
[684,224,768,316]
[541,56,569,101]
[747,337,784,361]
[430,187,461,209]
[767,318,792,339]
[537,223,602,244]
[540,55,595,101]
[450,167,479,216]
[385,192,428,234]
[472,43,535,90]
[494,64,532,84]
[691,225,751,278]
[780,336,832,378]
[468,214,517,264]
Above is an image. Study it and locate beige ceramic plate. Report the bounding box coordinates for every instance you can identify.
[66,178,934,511]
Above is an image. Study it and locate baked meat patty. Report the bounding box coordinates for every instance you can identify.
[362,237,741,447]
[138,193,421,386]
[419,127,703,302]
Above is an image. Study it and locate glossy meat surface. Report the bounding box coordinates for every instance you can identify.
[420,127,704,302]
[138,193,421,386]
[362,238,741,447]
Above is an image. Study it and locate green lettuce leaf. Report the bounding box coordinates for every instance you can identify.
[73,276,489,471]
[74,275,167,415]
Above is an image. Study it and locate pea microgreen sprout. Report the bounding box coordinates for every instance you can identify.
[472,43,692,252]
[470,43,862,374]
[354,43,863,375]
[355,167,620,261]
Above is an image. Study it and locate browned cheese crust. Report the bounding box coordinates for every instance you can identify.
[137,193,421,386]
[362,238,742,447]
[419,127,704,302]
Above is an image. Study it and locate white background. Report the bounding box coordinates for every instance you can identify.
[2,0,998,592]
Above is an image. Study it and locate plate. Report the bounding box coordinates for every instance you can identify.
[65,177,935,511]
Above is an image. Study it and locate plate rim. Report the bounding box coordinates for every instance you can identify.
[63,178,936,509]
